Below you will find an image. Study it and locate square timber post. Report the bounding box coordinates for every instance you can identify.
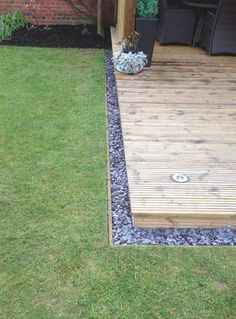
[116,0,136,41]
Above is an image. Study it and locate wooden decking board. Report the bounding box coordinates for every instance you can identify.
[111,27,236,228]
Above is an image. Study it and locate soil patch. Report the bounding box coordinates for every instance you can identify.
[1,25,110,48]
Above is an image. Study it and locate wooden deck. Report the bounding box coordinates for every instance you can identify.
[111,28,236,228]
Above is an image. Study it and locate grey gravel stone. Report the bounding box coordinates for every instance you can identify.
[105,50,236,246]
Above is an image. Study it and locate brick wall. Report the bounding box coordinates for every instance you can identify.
[0,0,115,25]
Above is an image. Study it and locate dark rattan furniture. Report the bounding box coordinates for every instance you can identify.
[182,0,220,46]
[200,0,236,55]
[157,0,196,45]
[182,0,219,10]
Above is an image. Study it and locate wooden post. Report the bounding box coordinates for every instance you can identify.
[116,0,136,41]
[97,0,104,36]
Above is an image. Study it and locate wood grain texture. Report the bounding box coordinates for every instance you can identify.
[116,0,136,41]
[111,27,236,228]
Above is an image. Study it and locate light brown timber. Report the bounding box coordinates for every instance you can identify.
[116,0,136,41]
[111,27,236,228]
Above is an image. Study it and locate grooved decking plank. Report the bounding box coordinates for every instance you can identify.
[111,27,236,228]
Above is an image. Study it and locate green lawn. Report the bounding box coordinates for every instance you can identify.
[0,46,235,319]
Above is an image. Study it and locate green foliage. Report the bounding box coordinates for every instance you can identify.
[136,0,159,17]
[0,12,25,42]
[0,47,236,319]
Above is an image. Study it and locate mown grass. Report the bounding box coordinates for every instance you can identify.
[0,46,235,319]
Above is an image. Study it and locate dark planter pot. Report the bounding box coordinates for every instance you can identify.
[136,17,158,67]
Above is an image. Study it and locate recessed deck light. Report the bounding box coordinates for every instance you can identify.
[171,174,189,183]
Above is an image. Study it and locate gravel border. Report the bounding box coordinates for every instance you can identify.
[105,49,236,246]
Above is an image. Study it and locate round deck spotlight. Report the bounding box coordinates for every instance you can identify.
[171,174,189,183]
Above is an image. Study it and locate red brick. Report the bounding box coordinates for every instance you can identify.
[0,0,115,25]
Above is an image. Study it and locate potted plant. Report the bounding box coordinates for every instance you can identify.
[112,32,147,75]
[136,0,159,67]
